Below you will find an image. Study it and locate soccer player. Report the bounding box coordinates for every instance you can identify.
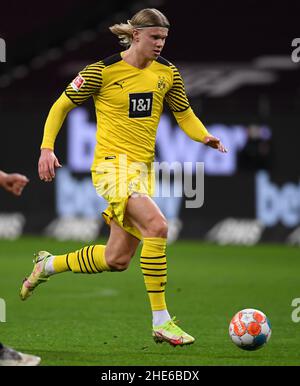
[20,8,227,346]
[0,170,40,366]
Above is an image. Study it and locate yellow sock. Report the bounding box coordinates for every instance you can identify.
[141,237,167,311]
[53,245,110,273]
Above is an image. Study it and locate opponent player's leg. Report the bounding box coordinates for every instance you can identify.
[20,220,140,300]
[0,342,41,366]
[125,194,195,346]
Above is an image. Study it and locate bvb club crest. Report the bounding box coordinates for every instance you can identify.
[157,76,167,91]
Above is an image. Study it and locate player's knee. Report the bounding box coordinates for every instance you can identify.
[147,216,168,238]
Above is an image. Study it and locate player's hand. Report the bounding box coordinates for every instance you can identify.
[0,172,29,196]
[204,135,228,153]
[38,148,62,182]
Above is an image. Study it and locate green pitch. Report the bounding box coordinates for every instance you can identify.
[0,237,299,366]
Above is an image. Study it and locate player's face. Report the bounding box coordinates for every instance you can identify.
[135,27,168,59]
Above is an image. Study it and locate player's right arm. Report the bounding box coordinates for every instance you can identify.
[39,62,103,182]
[39,93,75,182]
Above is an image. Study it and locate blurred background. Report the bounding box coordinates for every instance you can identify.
[1,0,300,245]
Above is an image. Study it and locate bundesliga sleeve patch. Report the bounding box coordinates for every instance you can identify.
[71,74,85,92]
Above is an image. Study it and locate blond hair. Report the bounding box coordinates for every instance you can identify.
[109,8,170,47]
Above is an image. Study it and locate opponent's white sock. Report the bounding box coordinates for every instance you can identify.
[152,309,171,327]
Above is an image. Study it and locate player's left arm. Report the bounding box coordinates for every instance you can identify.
[165,66,227,153]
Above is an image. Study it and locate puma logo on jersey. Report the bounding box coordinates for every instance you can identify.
[114,81,125,89]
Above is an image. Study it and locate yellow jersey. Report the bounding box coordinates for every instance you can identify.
[65,52,190,170]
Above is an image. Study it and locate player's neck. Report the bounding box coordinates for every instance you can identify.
[122,48,153,70]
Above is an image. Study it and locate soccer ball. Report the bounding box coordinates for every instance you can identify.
[229,308,271,350]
